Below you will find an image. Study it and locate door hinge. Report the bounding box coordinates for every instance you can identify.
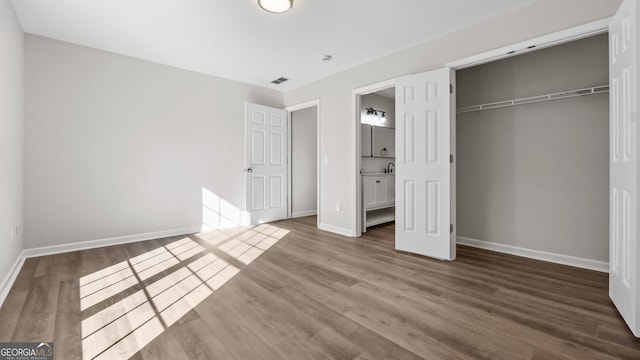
[450,84,453,94]
[450,154,453,163]
[450,224,454,234]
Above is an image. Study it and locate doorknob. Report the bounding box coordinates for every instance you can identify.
[245,167,253,173]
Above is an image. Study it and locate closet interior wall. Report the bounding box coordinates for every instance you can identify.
[456,33,609,263]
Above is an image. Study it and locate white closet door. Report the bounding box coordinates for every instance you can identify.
[395,68,455,260]
[245,102,288,225]
[610,0,639,338]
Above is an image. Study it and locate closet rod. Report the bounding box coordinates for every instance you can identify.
[456,84,609,114]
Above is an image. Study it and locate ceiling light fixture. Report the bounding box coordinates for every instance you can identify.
[258,0,293,13]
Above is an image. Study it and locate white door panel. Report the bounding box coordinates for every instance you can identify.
[395,68,455,260]
[250,176,266,211]
[245,103,288,224]
[610,0,639,337]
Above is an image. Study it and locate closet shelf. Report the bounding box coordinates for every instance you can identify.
[457,84,609,114]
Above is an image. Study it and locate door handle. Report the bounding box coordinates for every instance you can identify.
[245,167,253,173]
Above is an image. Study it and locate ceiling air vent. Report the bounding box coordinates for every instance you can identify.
[271,77,289,85]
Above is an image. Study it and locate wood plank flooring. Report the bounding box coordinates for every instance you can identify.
[1,216,639,359]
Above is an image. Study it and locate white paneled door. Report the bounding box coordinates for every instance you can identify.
[395,68,456,260]
[245,103,287,225]
[610,0,639,338]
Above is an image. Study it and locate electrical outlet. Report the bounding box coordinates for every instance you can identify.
[336,202,341,212]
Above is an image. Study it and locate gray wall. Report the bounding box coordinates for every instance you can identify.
[24,35,283,248]
[284,0,620,234]
[456,34,609,262]
[361,93,396,174]
[291,106,317,217]
[0,0,24,291]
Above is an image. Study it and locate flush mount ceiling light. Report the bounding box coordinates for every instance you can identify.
[258,0,293,13]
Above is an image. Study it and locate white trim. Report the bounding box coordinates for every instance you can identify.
[318,222,353,237]
[286,99,320,112]
[287,109,292,219]
[352,79,396,97]
[457,236,609,273]
[446,18,611,70]
[286,99,321,229]
[23,227,201,258]
[352,78,397,238]
[291,210,317,218]
[0,250,26,308]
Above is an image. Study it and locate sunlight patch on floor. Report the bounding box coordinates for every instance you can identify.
[79,238,205,310]
[218,224,288,265]
[79,222,289,359]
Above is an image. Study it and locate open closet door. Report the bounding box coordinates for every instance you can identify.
[245,102,288,225]
[395,68,456,260]
[610,0,640,338]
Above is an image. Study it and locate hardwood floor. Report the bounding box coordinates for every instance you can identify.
[1,216,639,359]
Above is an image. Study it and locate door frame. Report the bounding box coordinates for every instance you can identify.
[444,17,613,264]
[352,79,396,237]
[445,18,611,69]
[286,99,321,227]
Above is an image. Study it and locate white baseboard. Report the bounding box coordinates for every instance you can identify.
[457,236,609,273]
[0,250,27,308]
[23,226,202,258]
[318,223,354,237]
[291,210,317,218]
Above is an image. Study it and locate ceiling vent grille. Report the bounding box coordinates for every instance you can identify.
[271,77,289,85]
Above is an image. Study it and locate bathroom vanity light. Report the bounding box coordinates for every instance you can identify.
[258,0,293,13]
[365,107,386,118]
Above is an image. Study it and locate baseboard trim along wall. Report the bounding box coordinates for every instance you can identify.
[291,210,317,218]
[0,251,27,308]
[0,226,201,307]
[23,226,203,258]
[318,223,354,237]
[457,236,609,273]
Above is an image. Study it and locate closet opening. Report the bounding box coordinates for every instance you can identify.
[454,32,609,269]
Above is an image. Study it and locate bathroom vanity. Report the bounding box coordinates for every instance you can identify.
[362,173,395,231]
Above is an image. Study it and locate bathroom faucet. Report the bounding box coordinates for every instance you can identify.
[387,162,395,173]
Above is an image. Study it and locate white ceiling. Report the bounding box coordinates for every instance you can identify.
[11,0,536,91]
